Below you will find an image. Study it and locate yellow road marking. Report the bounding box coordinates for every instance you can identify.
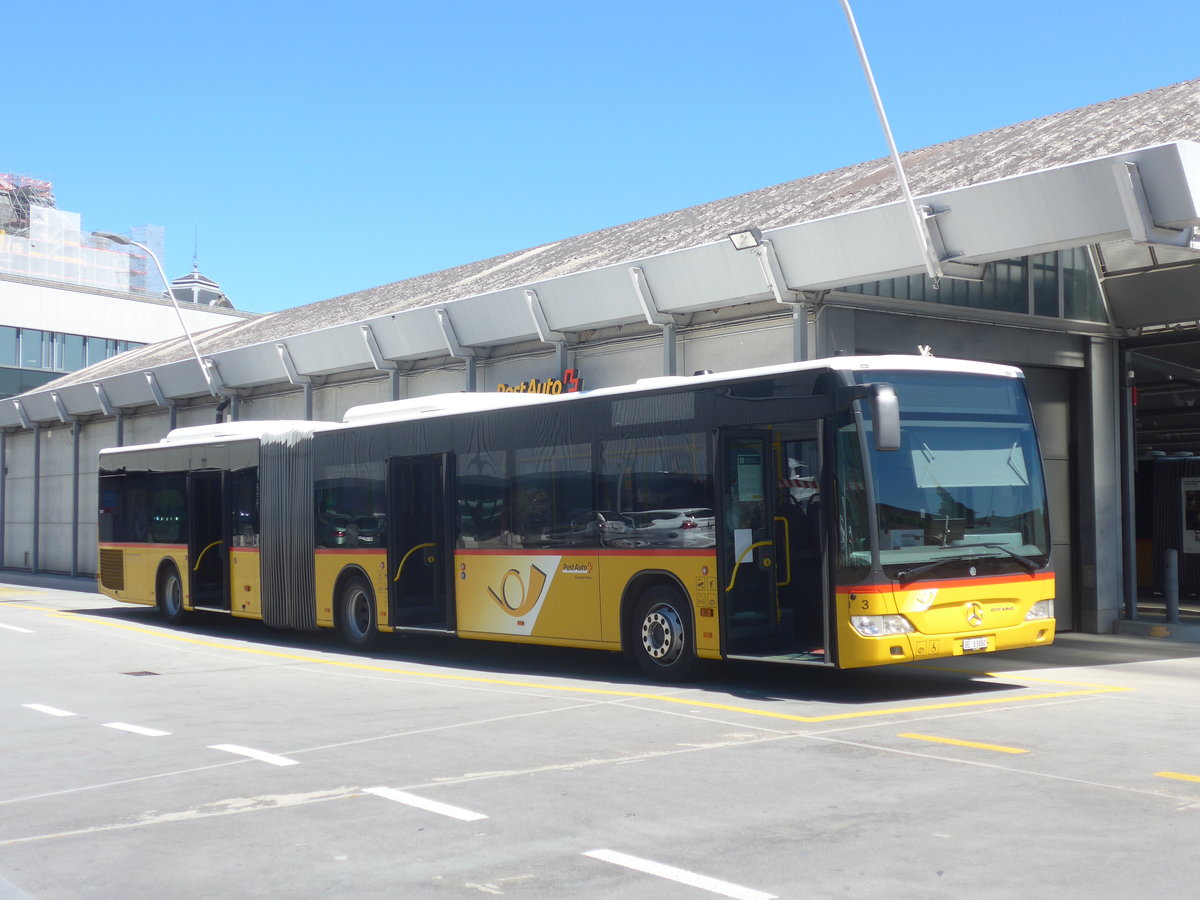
[1156,771,1200,784]
[900,733,1028,754]
[9,601,1130,724]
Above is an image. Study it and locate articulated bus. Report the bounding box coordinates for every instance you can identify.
[96,355,1055,680]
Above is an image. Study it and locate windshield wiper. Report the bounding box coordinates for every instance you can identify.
[896,546,1040,585]
[969,543,1040,574]
[896,556,975,585]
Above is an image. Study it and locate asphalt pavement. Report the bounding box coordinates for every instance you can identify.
[4,574,1200,898]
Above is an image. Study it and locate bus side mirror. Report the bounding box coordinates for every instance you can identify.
[870,384,900,451]
[836,382,901,451]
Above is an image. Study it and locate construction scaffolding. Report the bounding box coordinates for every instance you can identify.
[0,173,55,236]
[0,172,155,294]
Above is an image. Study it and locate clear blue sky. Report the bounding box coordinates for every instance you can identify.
[10,1,1195,314]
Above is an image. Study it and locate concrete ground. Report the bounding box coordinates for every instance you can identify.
[4,573,1200,898]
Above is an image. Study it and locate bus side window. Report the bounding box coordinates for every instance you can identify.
[123,475,151,543]
[511,444,592,549]
[149,473,186,544]
[458,451,507,549]
[230,468,259,547]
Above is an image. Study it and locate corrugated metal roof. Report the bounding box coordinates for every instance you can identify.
[23,78,1200,399]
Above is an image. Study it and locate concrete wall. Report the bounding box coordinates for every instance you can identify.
[1024,367,1076,628]
[2,428,34,569]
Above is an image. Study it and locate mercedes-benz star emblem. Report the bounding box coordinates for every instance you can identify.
[966,602,984,627]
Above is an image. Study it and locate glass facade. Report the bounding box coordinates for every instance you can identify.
[839,247,1106,323]
[0,324,143,399]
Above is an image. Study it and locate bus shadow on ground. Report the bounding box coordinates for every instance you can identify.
[69,604,1038,706]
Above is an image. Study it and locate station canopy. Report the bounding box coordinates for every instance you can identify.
[4,80,1200,430]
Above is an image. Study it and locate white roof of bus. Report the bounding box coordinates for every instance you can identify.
[340,355,1023,421]
[99,419,339,458]
[341,390,557,426]
[582,354,1023,399]
[101,355,1021,456]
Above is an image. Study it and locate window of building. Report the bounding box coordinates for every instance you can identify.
[0,367,59,400]
[0,326,17,367]
[20,328,46,369]
[63,333,85,371]
[839,249,1106,324]
[87,337,116,367]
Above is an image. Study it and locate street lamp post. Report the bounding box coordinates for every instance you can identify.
[92,231,216,396]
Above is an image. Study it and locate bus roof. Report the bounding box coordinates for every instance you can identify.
[341,390,558,426]
[580,354,1023,399]
[100,355,1022,456]
[99,419,339,458]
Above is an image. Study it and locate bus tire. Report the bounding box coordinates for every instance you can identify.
[337,574,378,651]
[158,564,187,625]
[632,586,695,682]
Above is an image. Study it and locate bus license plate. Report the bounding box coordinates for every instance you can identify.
[962,637,989,651]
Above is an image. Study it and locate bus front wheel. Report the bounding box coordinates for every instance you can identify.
[632,587,695,682]
[337,575,378,651]
[158,565,187,625]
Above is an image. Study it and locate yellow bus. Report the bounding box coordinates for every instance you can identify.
[96,355,1055,680]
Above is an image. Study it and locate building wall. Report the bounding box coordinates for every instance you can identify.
[1023,367,1076,628]
[2,428,34,570]
[75,420,116,575]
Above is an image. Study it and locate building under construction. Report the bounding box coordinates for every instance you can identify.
[0,173,253,401]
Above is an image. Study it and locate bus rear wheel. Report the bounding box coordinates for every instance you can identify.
[337,575,377,651]
[632,587,695,682]
[158,564,187,625]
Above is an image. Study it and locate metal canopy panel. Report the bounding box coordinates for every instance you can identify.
[444,290,539,347]
[532,265,648,332]
[769,142,1200,290]
[149,357,215,399]
[374,307,453,361]
[91,370,154,411]
[54,383,102,419]
[633,242,773,314]
[206,344,286,389]
[1104,263,1200,329]
[279,327,374,378]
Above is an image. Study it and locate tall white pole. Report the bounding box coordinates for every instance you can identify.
[93,232,216,395]
[838,0,942,287]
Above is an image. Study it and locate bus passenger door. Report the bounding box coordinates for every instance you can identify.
[773,425,827,657]
[187,470,229,610]
[719,433,777,648]
[389,455,450,629]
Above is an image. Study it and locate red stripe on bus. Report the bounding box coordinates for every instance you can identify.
[836,571,1054,593]
[455,548,716,558]
[99,542,186,550]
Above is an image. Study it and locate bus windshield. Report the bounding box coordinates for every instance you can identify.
[856,371,1051,581]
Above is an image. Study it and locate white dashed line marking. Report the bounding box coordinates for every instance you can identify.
[584,849,777,900]
[0,623,34,633]
[364,786,488,822]
[102,722,172,737]
[22,704,76,717]
[207,744,299,766]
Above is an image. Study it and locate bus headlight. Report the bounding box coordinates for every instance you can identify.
[1025,599,1055,620]
[850,615,915,636]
